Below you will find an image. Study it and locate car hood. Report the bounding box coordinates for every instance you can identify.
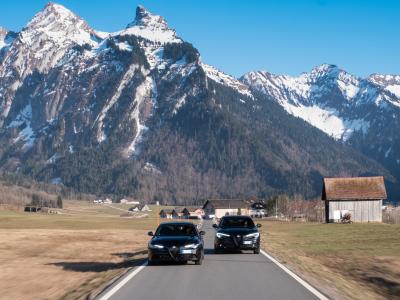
[151,236,200,247]
[217,227,257,236]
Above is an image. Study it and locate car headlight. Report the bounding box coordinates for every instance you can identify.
[149,243,164,249]
[245,232,260,238]
[183,243,201,249]
[216,232,230,238]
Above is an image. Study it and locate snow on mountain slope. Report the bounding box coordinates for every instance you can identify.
[0,28,16,51]
[241,65,398,140]
[202,63,253,99]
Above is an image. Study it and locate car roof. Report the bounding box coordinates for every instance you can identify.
[221,215,252,219]
[158,222,196,226]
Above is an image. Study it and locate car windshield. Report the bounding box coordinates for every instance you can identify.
[155,224,197,236]
[220,217,255,228]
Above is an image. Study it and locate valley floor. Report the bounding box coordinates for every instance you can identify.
[259,221,400,300]
[0,201,161,300]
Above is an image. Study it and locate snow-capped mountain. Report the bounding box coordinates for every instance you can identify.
[0,3,396,202]
[242,65,400,187]
[242,65,400,140]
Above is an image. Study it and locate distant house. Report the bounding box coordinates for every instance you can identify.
[186,207,204,219]
[128,206,139,212]
[250,202,266,218]
[202,200,250,219]
[322,176,386,223]
[174,207,191,219]
[24,206,42,213]
[140,204,151,212]
[159,208,178,219]
[120,198,140,205]
[104,198,112,204]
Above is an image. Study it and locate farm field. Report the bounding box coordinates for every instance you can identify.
[259,221,400,300]
[0,201,165,300]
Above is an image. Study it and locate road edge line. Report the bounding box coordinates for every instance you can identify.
[97,262,147,300]
[260,249,329,300]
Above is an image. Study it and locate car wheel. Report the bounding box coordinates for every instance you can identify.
[214,247,222,254]
[254,247,260,254]
[195,257,203,265]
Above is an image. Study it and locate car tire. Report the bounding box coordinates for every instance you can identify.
[254,247,260,254]
[147,260,154,266]
[214,247,223,254]
[195,258,203,265]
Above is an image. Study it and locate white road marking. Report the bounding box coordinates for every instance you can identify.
[97,262,147,300]
[260,250,329,300]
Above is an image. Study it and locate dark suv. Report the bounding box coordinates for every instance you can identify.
[213,215,261,254]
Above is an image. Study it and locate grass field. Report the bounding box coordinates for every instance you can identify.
[0,201,166,300]
[259,221,400,300]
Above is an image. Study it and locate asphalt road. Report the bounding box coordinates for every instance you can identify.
[101,220,323,300]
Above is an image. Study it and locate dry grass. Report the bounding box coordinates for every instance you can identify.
[259,221,400,300]
[0,201,167,300]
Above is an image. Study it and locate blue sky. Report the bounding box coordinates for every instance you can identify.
[1,0,399,78]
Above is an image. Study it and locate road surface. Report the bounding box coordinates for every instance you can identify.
[99,220,324,300]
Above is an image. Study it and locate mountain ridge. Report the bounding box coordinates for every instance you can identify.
[0,3,397,203]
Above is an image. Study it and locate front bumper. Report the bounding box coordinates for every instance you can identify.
[148,247,202,262]
[215,236,259,250]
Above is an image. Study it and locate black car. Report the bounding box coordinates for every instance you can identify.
[147,222,205,265]
[213,215,261,254]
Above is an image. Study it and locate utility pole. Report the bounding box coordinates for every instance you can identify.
[275,197,278,219]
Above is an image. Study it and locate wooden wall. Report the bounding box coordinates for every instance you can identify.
[326,200,382,223]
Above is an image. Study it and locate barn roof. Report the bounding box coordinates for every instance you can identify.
[322,176,387,201]
[202,199,249,209]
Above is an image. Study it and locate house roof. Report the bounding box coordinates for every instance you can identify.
[202,199,249,209]
[185,206,203,212]
[322,176,387,201]
[174,207,189,213]
[160,208,176,214]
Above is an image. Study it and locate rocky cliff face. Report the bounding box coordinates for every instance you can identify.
[0,3,396,202]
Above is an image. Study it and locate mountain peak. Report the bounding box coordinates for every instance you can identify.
[21,2,95,46]
[127,5,169,29]
[310,64,340,75]
[122,5,181,44]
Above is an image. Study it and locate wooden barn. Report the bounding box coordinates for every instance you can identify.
[322,176,387,223]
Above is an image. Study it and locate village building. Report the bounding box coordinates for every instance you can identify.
[202,199,250,219]
[322,176,386,223]
[120,198,140,205]
[159,208,178,219]
[175,207,190,219]
[186,207,204,219]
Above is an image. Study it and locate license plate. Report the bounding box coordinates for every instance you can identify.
[180,249,193,254]
[243,241,252,245]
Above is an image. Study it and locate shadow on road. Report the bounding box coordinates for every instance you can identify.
[48,250,147,273]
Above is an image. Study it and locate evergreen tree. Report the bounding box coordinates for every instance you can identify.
[57,195,63,209]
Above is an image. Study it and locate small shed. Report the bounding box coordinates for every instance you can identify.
[202,199,250,219]
[322,176,386,223]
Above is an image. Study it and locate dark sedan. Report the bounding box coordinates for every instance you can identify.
[213,215,261,254]
[148,222,205,265]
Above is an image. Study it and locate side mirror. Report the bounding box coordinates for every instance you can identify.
[199,231,206,236]
[212,224,218,228]
[256,224,262,228]
[148,231,154,236]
